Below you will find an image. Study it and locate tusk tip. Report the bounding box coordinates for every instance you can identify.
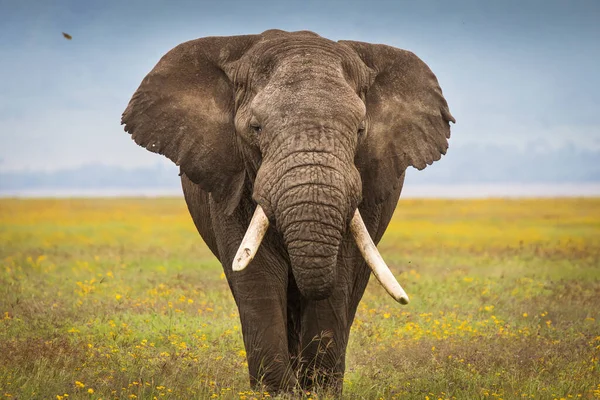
[398,295,409,305]
[232,258,248,272]
[232,205,269,273]
[232,248,253,272]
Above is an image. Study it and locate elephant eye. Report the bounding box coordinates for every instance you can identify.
[357,120,366,136]
[250,124,262,134]
[249,116,262,135]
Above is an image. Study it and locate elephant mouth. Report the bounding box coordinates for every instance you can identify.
[232,205,409,305]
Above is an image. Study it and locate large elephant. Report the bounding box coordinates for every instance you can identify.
[122,29,454,394]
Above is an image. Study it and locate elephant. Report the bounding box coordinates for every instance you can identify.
[121,29,454,394]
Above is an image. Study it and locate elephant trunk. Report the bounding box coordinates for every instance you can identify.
[272,156,360,300]
[278,196,344,299]
[250,127,362,300]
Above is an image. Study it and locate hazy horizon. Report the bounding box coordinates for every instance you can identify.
[2,141,600,197]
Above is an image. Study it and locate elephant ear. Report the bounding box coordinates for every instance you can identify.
[339,40,455,205]
[122,35,259,214]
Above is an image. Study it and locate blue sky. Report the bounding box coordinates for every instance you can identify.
[1,0,599,171]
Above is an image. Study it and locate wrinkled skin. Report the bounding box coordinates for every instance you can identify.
[122,29,454,394]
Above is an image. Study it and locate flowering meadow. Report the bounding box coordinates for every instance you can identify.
[1,198,599,399]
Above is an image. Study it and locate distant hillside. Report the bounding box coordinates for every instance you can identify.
[1,144,599,191]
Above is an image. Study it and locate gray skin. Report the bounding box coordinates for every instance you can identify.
[122,29,454,394]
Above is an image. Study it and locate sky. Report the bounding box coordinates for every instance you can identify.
[0,0,599,171]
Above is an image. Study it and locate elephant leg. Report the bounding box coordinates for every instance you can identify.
[296,288,350,394]
[235,281,295,390]
[222,246,297,393]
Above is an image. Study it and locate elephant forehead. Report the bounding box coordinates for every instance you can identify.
[232,33,369,124]
[251,79,365,123]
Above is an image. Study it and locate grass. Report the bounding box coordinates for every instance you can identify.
[0,197,599,399]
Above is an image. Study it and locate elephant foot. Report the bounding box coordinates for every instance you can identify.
[249,360,343,397]
[297,366,344,396]
[295,356,344,394]
[248,358,299,395]
[293,333,346,396]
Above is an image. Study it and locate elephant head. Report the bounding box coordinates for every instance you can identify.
[122,30,454,302]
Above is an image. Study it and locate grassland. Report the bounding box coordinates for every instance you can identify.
[0,197,599,399]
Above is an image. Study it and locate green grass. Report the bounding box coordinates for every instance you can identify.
[0,198,599,399]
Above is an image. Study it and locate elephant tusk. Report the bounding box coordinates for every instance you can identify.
[232,205,270,272]
[350,209,410,305]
